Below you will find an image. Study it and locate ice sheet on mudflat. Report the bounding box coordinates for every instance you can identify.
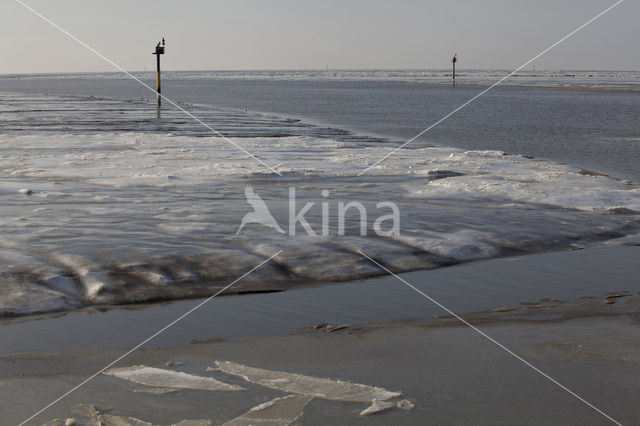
[1,130,639,317]
[1,132,638,209]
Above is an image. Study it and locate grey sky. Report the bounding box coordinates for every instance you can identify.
[1,0,637,74]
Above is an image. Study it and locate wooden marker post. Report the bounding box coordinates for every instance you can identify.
[153,38,166,107]
[452,53,457,87]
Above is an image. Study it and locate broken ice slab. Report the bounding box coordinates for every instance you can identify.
[223,394,313,426]
[103,365,244,391]
[42,419,85,426]
[396,399,414,410]
[360,399,396,416]
[43,416,148,426]
[43,415,212,426]
[132,387,179,395]
[97,415,151,426]
[215,361,401,402]
[44,405,213,426]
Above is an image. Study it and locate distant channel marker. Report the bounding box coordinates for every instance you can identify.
[153,38,166,108]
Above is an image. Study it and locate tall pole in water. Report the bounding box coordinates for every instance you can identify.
[451,53,457,87]
[153,38,166,107]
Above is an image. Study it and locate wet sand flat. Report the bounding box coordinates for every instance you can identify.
[1,241,639,425]
[1,304,640,425]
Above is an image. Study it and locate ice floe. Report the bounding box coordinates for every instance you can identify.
[360,399,396,416]
[215,360,401,402]
[103,365,244,391]
[396,399,415,410]
[43,412,212,426]
[223,395,313,426]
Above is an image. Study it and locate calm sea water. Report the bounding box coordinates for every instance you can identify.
[0,70,639,318]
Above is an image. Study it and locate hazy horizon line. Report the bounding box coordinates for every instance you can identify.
[1,67,639,78]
